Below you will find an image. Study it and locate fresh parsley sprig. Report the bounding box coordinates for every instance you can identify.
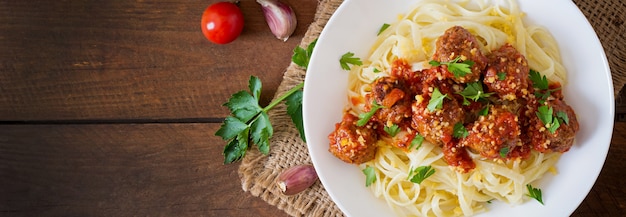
[217,40,318,164]
[526,184,544,205]
[408,165,436,184]
[340,52,363,70]
[457,81,494,105]
[216,77,305,164]
[429,56,475,78]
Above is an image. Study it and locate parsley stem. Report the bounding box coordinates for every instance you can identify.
[263,82,304,112]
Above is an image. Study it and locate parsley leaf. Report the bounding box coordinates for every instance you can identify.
[377,23,390,36]
[499,146,510,158]
[453,122,469,139]
[285,89,305,142]
[548,118,561,133]
[556,111,570,125]
[536,105,553,126]
[384,124,401,137]
[536,105,560,134]
[340,52,363,70]
[362,166,377,187]
[457,81,494,105]
[478,104,490,116]
[497,72,507,81]
[526,184,544,205]
[217,77,306,164]
[410,134,425,150]
[292,39,317,70]
[529,69,549,90]
[357,101,384,126]
[429,56,475,78]
[427,88,448,111]
[408,166,436,184]
[373,68,381,73]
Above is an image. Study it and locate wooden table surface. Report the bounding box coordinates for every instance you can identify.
[1,1,624,216]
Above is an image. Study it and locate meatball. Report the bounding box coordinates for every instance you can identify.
[483,44,531,100]
[328,113,378,164]
[411,85,465,145]
[527,99,579,153]
[459,105,522,159]
[432,26,488,83]
[369,76,412,125]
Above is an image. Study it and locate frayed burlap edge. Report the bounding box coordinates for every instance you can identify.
[237,0,345,217]
[238,0,626,217]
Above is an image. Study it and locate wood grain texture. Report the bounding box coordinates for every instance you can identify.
[0,124,288,217]
[0,0,317,121]
[1,123,624,216]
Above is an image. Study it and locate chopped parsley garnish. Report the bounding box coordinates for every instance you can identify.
[529,69,560,103]
[340,52,363,70]
[408,166,436,184]
[529,69,549,90]
[377,23,390,36]
[457,81,494,105]
[556,111,570,125]
[373,68,381,73]
[357,101,383,126]
[453,122,469,139]
[499,146,510,158]
[526,184,544,205]
[536,105,563,134]
[427,88,448,111]
[497,72,507,81]
[410,134,425,150]
[384,124,401,137]
[362,166,377,187]
[429,56,475,78]
[478,104,490,116]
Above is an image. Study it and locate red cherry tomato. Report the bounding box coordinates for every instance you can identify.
[201,2,244,44]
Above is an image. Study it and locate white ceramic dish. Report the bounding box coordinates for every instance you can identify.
[302,0,614,216]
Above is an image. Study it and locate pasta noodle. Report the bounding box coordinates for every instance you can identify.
[344,0,567,216]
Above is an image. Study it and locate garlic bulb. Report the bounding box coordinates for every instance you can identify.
[256,0,297,42]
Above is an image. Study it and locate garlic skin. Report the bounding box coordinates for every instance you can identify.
[256,0,297,42]
[276,164,318,195]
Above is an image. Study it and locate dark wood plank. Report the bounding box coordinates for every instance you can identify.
[0,123,624,216]
[0,0,317,121]
[0,124,288,217]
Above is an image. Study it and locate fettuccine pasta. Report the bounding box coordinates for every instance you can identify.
[327,0,579,216]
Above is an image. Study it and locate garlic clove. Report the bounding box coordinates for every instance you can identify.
[276,164,318,195]
[256,0,297,42]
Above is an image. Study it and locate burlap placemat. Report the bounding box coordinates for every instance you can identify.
[238,0,626,216]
